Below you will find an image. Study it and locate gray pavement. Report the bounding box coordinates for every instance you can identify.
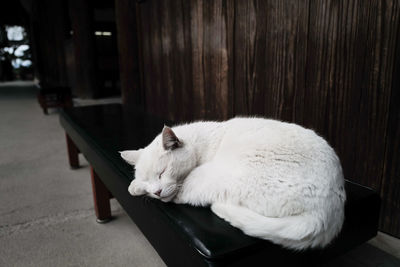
[0,82,165,267]
[0,81,399,267]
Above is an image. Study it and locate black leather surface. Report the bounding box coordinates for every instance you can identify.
[59,104,380,266]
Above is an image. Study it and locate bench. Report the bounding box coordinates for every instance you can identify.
[59,104,380,266]
[37,85,72,115]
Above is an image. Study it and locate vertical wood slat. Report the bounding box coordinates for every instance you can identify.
[380,67,400,236]
[68,0,98,98]
[30,0,69,87]
[189,0,206,119]
[133,0,400,237]
[202,0,229,120]
[304,0,396,190]
[137,0,232,121]
[114,0,144,108]
[380,0,400,236]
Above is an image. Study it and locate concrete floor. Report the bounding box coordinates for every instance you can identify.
[0,82,165,267]
[0,81,399,267]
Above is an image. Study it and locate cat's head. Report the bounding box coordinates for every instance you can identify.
[120,126,196,202]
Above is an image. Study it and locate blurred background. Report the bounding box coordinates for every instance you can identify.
[0,0,399,266]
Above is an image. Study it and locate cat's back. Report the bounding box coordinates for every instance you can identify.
[225,117,307,134]
[223,117,322,145]
[220,117,344,200]
[219,117,336,164]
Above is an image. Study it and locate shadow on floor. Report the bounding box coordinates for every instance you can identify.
[324,243,400,266]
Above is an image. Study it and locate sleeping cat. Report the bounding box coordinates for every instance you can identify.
[120,118,346,250]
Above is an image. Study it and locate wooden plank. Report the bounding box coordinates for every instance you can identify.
[189,0,206,119]
[114,0,144,108]
[137,0,164,118]
[202,0,230,120]
[137,0,232,121]
[380,73,400,236]
[232,0,310,120]
[68,0,98,98]
[29,0,69,87]
[304,0,395,191]
[380,0,400,236]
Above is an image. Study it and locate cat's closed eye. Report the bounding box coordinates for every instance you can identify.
[159,168,166,179]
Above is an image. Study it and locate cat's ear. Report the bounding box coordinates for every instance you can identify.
[162,126,182,150]
[120,149,143,165]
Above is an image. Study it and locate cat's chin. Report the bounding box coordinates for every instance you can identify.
[146,190,177,202]
[157,183,178,202]
[159,192,178,203]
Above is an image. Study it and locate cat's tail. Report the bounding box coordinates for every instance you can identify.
[211,203,342,250]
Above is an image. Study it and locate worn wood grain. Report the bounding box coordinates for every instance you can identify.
[380,72,400,237]
[114,0,143,108]
[232,0,310,120]
[137,0,233,121]
[30,0,69,87]
[380,0,400,237]
[304,0,396,190]
[68,0,98,98]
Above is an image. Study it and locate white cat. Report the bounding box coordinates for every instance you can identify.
[120,118,346,250]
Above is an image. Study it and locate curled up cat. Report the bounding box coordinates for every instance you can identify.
[120,118,346,250]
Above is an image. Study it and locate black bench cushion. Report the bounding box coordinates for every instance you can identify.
[59,104,380,266]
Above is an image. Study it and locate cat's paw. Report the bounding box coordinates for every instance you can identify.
[172,195,185,204]
[128,180,146,196]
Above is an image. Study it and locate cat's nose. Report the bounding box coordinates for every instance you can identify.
[154,189,162,197]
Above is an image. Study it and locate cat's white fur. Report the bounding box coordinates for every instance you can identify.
[120,118,346,250]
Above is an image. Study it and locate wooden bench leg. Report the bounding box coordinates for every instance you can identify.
[90,166,112,223]
[66,133,79,169]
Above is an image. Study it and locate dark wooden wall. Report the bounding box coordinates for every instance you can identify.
[68,0,98,98]
[28,0,69,86]
[115,0,144,107]
[25,0,121,98]
[127,0,400,237]
[380,27,400,235]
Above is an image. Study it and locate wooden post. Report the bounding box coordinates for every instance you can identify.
[27,0,69,86]
[114,0,144,108]
[90,166,112,223]
[66,133,79,169]
[68,0,98,98]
